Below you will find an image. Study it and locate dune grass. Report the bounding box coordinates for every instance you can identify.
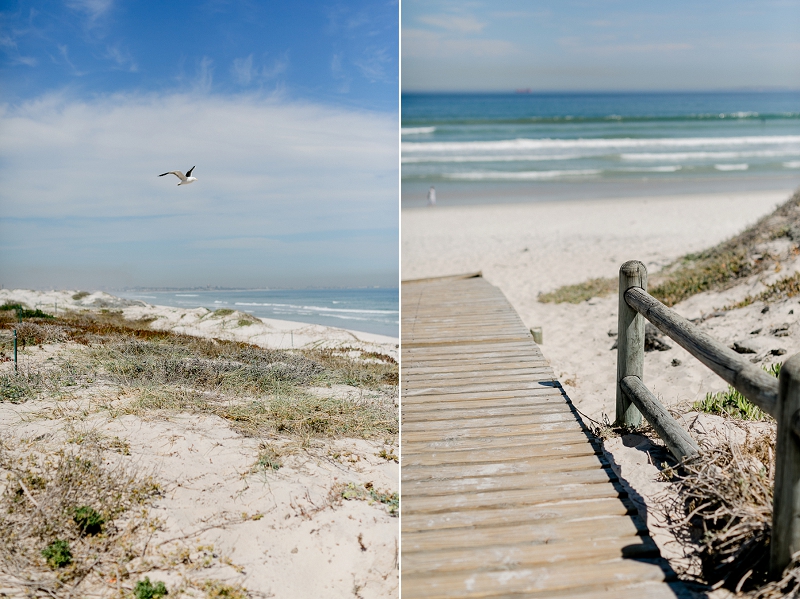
[0,438,161,596]
[0,309,398,440]
[539,189,800,306]
[538,277,617,304]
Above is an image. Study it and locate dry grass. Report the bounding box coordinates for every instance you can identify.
[1,309,398,440]
[538,277,617,304]
[730,271,800,309]
[0,438,161,597]
[539,188,800,306]
[659,430,800,597]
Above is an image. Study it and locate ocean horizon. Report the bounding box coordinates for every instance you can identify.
[402,91,800,206]
[115,287,399,338]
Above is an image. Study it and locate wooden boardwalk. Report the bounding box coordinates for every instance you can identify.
[401,274,684,599]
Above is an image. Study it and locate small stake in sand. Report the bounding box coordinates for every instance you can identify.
[13,329,17,374]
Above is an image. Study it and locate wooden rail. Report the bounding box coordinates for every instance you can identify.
[615,260,800,575]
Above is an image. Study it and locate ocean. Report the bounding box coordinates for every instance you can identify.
[115,288,399,338]
[402,92,800,206]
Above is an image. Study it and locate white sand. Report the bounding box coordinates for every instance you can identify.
[0,291,398,597]
[402,188,798,572]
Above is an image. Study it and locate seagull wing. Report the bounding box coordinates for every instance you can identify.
[159,171,187,182]
[185,166,196,178]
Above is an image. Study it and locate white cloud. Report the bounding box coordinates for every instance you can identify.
[0,33,38,66]
[194,56,213,93]
[0,91,398,287]
[354,47,390,82]
[262,53,289,79]
[331,53,350,93]
[232,53,289,85]
[105,45,137,72]
[232,54,254,84]
[65,0,113,27]
[418,14,486,33]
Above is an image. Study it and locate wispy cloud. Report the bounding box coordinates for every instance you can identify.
[331,53,350,93]
[231,54,254,85]
[0,32,37,66]
[231,53,289,86]
[194,56,214,93]
[65,0,113,27]
[57,44,85,75]
[105,45,137,72]
[354,47,390,82]
[417,13,486,33]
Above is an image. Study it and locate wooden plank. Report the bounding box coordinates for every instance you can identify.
[404,468,617,497]
[401,535,660,576]
[403,483,627,515]
[401,559,672,599]
[401,497,636,532]
[401,420,587,443]
[401,394,569,414]
[402,442,601,468]
[403,515,647,553]
[402,412,577,432]
[401,387,565,403]
[401,453,609,481]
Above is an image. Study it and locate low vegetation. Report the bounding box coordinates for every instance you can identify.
[0,304,398,596]
[0,308,398,440]
[538,277,616,304]
[540,189,800,306]
[693,363,779,421]
[659,431,800,598]
[0,438,161,596]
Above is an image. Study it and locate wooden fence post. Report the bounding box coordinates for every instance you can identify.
[616,261,647,428]
[771,353,800,575]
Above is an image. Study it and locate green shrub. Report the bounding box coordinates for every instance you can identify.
[693,363,780,421]
[41,539,72,568]
[0,302,54,319]
[72,291,90,300]
[134,577,168,599]
[73,505,105,535]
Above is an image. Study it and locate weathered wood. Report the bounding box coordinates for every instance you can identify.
[401,497,635,532]
[402,274,681,598]
[616,260,646,427]
[771,354,800,574]
[402,453,609,481]
[401,535,660,576]
[620,376,700,461]
[401,559,673,599]
[624,286,779,416]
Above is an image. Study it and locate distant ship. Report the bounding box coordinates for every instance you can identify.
[514,88,532,94]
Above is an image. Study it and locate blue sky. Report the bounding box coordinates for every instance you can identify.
[0,0,398,289]
[402,0,800,92]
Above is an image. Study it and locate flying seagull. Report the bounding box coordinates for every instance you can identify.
[159,166,197,185]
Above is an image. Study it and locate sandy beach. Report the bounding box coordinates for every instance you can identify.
[0,291,399,598]
[403,187,800,574]
[403,189,796,415]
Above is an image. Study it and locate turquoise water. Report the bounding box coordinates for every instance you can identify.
[402,92,800,205]
[116,288,399,338]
